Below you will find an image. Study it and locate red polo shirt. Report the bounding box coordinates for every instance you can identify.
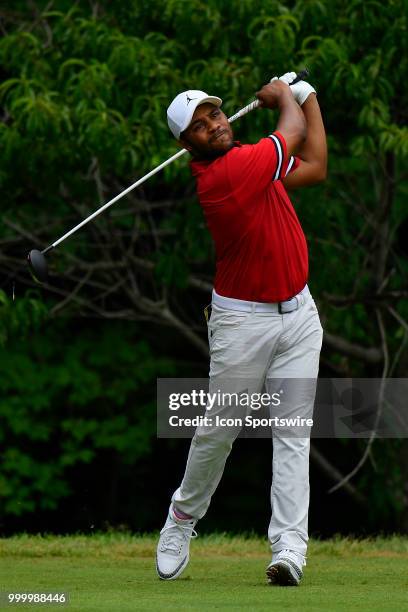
[190,131,308,302]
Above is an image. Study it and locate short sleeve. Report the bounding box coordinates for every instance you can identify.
[282,155,300,177]
[226,131,293,197]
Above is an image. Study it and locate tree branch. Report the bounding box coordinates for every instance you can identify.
[328,308,389,494]
[323,331,383,363]
[310,444,367,506]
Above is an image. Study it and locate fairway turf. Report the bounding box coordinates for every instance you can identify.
[1,534,408,611]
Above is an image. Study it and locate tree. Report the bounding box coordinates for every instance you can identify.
[0,0,407,530]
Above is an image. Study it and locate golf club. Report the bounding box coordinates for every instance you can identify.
[27,68,309,284]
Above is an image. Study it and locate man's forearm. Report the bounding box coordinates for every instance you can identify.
[296,94,327,178]
[276,92,307,154]
[255,82,306,155]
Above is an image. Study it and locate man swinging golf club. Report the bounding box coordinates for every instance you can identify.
[157,72,327,586]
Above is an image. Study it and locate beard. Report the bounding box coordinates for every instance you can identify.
[182,133,235,161]
[190,141,235,161]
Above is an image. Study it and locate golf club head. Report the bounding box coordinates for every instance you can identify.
[28,249,48,284]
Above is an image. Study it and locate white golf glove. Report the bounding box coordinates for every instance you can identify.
[270,72,316,106]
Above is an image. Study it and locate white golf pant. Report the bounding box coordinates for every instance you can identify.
[171,286,323,557]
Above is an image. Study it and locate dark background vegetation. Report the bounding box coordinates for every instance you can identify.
[0,0,407,537]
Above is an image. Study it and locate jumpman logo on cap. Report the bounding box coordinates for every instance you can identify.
[186,94,197,105]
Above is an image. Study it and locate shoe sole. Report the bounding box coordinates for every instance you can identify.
[266,562,300,586]
[156,554,189,581]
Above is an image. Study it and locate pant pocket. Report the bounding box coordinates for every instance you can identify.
[209,306,250,331]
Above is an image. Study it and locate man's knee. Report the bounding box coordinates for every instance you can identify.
[192,427,237,453]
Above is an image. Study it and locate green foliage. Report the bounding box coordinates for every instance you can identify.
[0,320,175,516]
[0,290,47,347]
[0,0,407,530]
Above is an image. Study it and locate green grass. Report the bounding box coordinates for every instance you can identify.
[1,533,408,611]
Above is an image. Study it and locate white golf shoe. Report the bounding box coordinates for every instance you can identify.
[156,505,198,580]
[266,549,306,586]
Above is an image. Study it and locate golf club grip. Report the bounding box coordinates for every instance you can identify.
[288,68,309,86]
[228,68,310,123]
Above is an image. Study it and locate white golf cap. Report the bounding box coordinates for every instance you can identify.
[167,90,223,139]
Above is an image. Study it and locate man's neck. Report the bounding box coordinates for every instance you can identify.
[192,142,238,161]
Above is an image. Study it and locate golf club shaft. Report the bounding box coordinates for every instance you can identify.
[46,147,188,252]
[44,68,309,254]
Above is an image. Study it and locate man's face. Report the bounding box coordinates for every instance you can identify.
[180,103,234,159]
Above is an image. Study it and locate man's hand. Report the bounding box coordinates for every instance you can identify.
[276,72,316,106]
[256,80,306,156]
[255,80,292,109]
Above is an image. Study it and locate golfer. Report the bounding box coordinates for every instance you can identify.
[156,73,327,586]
